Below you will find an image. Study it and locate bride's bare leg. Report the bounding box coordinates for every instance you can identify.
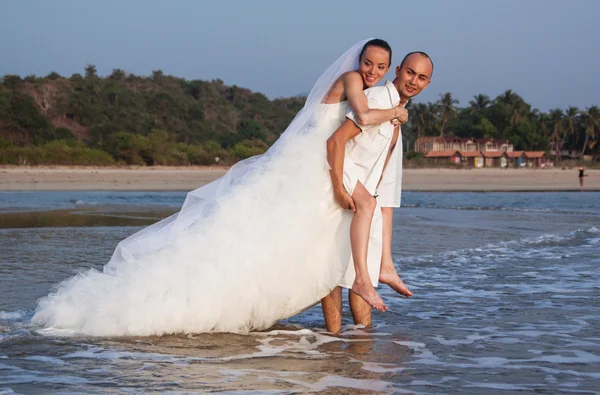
[350,182,387,312]
[379,207,412,297]
[321,287,343,333]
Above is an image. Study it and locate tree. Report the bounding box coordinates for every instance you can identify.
[33,83,60,115]
[494,89,531,130]
[412,103,429,140]
[497,89,520,107]
[548,109,564,163]
[2,74,22,89]
[438,92,458,136]
[104,132,150,165]
[84,64,97,79]
[425,102,441,136]
[468,94,491,114]
[565,106,580,145]
[562,106,580,157]
[581,106,600,160]
[46,72,62,80]
[109,69,126,82]
[232,139,268,159]
[152,70,164,83]
[238,119,266,141]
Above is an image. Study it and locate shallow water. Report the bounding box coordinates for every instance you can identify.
[1,191,599,394]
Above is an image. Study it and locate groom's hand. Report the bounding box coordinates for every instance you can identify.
[391,107,408,125]
[334,187,356,212]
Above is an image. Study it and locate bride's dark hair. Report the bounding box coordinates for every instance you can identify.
[359,38,392,66]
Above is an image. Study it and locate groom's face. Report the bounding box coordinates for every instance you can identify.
[395,54,432,99]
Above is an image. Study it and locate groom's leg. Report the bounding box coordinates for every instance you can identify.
[349,289,372,327]
[321,287,343,333]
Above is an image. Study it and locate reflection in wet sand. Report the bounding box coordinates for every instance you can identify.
[0,206,175,229]
[1,327,410,394]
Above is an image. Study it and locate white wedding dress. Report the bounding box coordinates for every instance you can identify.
[32,41,371,336]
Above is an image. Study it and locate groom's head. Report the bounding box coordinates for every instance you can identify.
[394,52,433,101]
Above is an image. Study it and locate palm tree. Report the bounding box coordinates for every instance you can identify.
[497,89,530,127]
[532,111,550,151]
[468,94,491,114]
[497,89,519,106]
[564,106,579,157]
[439,92,459,136]
[426,102,441,136]
[548,109,564,163]
[581,106,600,160]
[413,103,429,140]
[511,101,530,127]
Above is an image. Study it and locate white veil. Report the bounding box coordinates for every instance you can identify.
[104,39,372,267]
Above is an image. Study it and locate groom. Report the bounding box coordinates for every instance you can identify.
[322,51,434,333]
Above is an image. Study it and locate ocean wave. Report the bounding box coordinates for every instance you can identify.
[401,227,597,266]
[403,204,592,215]
[0,311,27,321]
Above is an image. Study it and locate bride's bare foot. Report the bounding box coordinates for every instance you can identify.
[379,264,413,297]
[351,280,388,312]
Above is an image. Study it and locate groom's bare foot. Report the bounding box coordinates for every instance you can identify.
[351,280,388,312]
[379,265,413,297]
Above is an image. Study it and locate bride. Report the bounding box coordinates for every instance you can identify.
[32,39,404,336]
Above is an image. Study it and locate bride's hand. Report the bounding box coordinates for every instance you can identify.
[334,187,356,212]
[391,107,408,125]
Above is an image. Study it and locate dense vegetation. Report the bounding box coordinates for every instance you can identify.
[404,92,599,164]
[0,66,304,166]
[0,67,598,166]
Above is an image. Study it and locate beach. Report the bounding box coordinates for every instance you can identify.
[1,190,599,393]
[0,166,596,191]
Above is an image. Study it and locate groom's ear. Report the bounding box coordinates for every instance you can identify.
[395,65,402,76]
[422,79,431,91]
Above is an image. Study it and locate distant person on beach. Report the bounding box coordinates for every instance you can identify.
[32,39,418,336]
[579,167,586,191]
[321,51,433,332]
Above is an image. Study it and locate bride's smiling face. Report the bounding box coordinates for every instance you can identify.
[358,46,391,88]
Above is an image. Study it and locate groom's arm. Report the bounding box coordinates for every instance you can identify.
[344,72,406,126]
[326,120,362,211]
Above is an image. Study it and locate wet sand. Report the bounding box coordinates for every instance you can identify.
[0,166,596,191]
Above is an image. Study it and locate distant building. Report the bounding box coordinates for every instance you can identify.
[415,137,513,153]
[424,150,462,164]
[459,151,484,168]
[506,151,525,168]
[549,147,582,160]
[481,151,507,168]
[414,137,547,168]
[523,151,547,168]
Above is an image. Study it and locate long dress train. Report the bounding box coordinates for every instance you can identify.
[31,39,369,335]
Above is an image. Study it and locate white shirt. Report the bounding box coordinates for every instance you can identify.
[344,81,403,207]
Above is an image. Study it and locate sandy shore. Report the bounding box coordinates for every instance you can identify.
[0,166,596,192]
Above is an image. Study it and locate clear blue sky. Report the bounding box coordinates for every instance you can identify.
[1,0,598,111]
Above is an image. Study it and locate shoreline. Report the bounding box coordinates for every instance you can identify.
[0,166,597,192]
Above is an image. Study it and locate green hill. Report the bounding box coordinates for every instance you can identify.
[0,67,304,166]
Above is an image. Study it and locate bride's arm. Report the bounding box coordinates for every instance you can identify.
[343,72,407,126]
[326,119,362,211]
